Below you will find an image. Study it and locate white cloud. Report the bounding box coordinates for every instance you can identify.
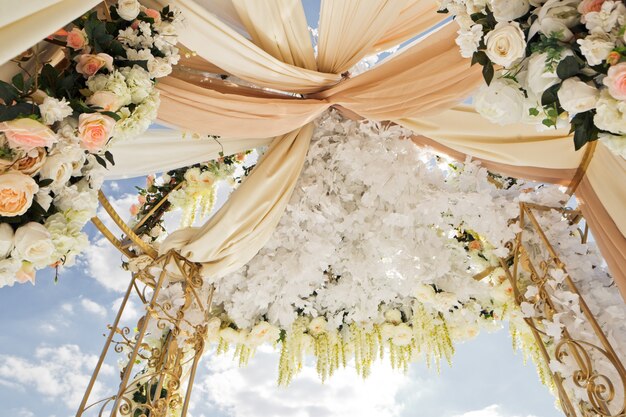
[191,347,409,417]
[83,237,132,292]
[61,303,74,314]
[80,298,107,317]
[452,405,539,417]
[111,296,142,324]
[0,344,114,409]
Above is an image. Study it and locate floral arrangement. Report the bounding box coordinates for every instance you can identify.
[126,151,252,246]
[0,1,180,287]
[440,0,626,158]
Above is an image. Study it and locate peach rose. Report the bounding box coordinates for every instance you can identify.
[86,91,121,111]
[78,113,115,152]
[15,262,36,284]
[607,51,621,66]
[0,118,57,151]
[578,0,606,14]
[67,28,88,50]
[0,172,39,217]
[75,53,114,78]
[603,63,626,100]
[144,8,161,22]
[0,148,47,175]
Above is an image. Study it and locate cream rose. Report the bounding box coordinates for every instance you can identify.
[0,148,47,176]
[117,0,141,21]
[39,153,74,188]
[557,77,599,115]
[474,78,526,125]
[579,0,606,14]
[530,0,580,40]
[489,0,530,21]
[603,63,626,101]
[594,91,626,135]
[0,118,57,151]
[66,28,88,50]
[75,53,114,78]
[483,22,526,68]
[248,321,280,345]
[13,222,55,266]
[78,113,115,152]
[86,91,121,112]
[0,172,38,216]
[0,223,14,258]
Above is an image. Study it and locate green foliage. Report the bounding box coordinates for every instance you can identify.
[570,111,599,150]
[556,55,581,80]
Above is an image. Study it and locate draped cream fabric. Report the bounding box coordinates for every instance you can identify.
[150,0,339,92]
[160,124,314,278]
[0,0,101,66]
[106,130,271,179]
[369,1,447,53]
[396,106,584,169]
[316,0,406,73]
[231,0,316,70]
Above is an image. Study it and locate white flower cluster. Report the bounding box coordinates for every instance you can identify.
[442,0,626,158]
[0,121,104,288]
[515,206,625,413]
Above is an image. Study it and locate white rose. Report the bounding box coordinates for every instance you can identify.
[583,1,626,32]
[148,57,172,78]
[384,308,403,324]
[415,283,436,303]
[13,222,55,266]
[483,22,526,68]
[117,0,141,21]
[557,77,599,115]
[529,0,580,40]
[434,292,460,312]
[379,323,396,340]
[391,323,413,347]
[248,321,280,345]
[0,258,20,287]
[39,153,74,189]
[525,50,573,96]
[35,188,53,212]
[0,223,14,258]
[594,91,626,135]
[489,0,530,22]
[456,25,483,58]
[474,78,526,125]
[38,97,73,125]
[308,316,328,336]
[577,34,615,66]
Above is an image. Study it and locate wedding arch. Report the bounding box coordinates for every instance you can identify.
[0,1,624,417]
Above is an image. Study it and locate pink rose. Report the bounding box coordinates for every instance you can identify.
[603,63,626,100]
[86,91,121,111]
[130,204,139,216]
[75,53,114,78]
[578,0,606,14]
[0,172,39,217]
[144,8,161,23]
[66,28,88,50]
[0,118,57,151]
[78,113,116,152]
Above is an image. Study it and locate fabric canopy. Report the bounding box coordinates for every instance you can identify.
[0,0,101,66]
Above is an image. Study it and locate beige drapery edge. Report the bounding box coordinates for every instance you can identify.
[316,0,407,74]
[106,130,272,179]
[0,0,101,66]
[231,0,316,70]
[160,124,314,278]
[157,76,328,138]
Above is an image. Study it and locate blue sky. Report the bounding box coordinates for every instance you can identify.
[0,2,564,417]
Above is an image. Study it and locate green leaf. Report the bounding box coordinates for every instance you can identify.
[556,55,580,80]
[0,103,38,122]
[570,110,598,151]
[528,107,540,116]
[109,40,127,58]
[472,50,488,66]
[115,59,149,72]
[482,62,494,86]
[541,84,560,106]
[11,73,25,92]
[104,150,115,165]
[101,111,121,121]
[38,178,54,187]
[38,64,60,96]
[93,154,107,168]
[0,80,19,104]
[542,118,556,128]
